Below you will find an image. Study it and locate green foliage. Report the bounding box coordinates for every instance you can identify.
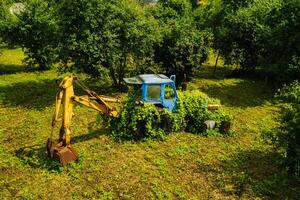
[270,81,300,175]
[168,96,186,132]
[0,0,10,24]
[1,0,58,69]
[263,0,300,82]
[107,93,169,140]
[106,90,231,140]
[179,90,232,135]
[157,0,192,19]
[152,0,211,82]
[57,0,160,86]
[154,18,211,82]
[196,0,283,71]
[0,0,15,43]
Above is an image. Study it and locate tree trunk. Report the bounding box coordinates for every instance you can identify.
[117,52,127,89]
[110,66,118,86]
[213,50,220,74]
[37,57,47,70]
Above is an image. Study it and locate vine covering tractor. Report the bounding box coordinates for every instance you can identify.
[47,74,180,166]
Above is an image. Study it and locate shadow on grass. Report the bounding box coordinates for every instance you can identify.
[15,144,61,171]
[194,64,236,80]
[72,127,108,144]
[15,128,108,170]
[199,149,300,199]
[195,79,274,108]
[0,79,59,110]
[0,64,27,75]
[0,64,53,75]
[192,65,276,108]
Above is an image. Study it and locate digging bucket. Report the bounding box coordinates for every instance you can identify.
[46,138,78,166]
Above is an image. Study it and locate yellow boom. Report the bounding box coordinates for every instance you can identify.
[47,76,121,166]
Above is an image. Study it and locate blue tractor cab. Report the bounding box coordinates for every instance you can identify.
[124,74,178,112]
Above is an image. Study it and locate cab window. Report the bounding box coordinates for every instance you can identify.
[164,84,175,99]
[147,85,161,100]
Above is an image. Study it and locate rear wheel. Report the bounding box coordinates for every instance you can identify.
[159,113,172,133]
[133,106,173,140]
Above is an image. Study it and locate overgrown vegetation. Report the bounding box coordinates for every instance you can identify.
[180,90,232,136]
[105,89,231,140]
[268,81,300,176]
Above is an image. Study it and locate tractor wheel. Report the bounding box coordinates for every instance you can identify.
[135,120,147,140]
[159,113,172,133]
[220,121,231,134]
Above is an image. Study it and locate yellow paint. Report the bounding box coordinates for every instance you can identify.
[51,76,120,146]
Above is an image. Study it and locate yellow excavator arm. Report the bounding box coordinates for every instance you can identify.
[47,75,121,166]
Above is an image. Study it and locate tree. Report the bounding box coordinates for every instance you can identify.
[154,19,210,82]
[57,0,160,87]
[0,0,14,44]
[263,0,300,82]
[196,0,281,71]
[1,0,58,70]
[152,0,210,82]
[154,0,192,21]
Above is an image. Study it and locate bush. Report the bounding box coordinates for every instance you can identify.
[105,90,232,140]
[270,81,300,176]
[179,90,232,136]
[106,93,170,141]
[154,19,211,82]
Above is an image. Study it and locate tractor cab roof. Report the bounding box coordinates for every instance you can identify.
[124,74,173,85]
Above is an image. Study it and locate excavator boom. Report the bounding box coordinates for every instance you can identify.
[47,76,120,166]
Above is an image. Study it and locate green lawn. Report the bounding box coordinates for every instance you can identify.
[0,48,299,199]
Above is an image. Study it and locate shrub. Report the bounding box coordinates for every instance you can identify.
[106,93,170,141]
[263,0,300,83]
[105,90,232,140]
[270,81,300,176]
[154,20,211,83]
[179,90,232,136]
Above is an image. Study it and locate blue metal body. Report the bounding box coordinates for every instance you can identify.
[124,74,178,112]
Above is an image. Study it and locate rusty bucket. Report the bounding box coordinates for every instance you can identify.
[46,138,78,166]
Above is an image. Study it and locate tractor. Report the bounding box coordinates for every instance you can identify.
[47,74,179,166]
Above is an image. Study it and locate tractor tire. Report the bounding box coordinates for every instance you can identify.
[135,120,147,140]
[159,113,172,133]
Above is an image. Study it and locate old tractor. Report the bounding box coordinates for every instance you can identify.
[47,74,178,166]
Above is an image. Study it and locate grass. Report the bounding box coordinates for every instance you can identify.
[0,48,25,74]
[0,48,299,199]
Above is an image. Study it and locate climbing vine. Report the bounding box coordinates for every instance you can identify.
[104,90,232,140]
